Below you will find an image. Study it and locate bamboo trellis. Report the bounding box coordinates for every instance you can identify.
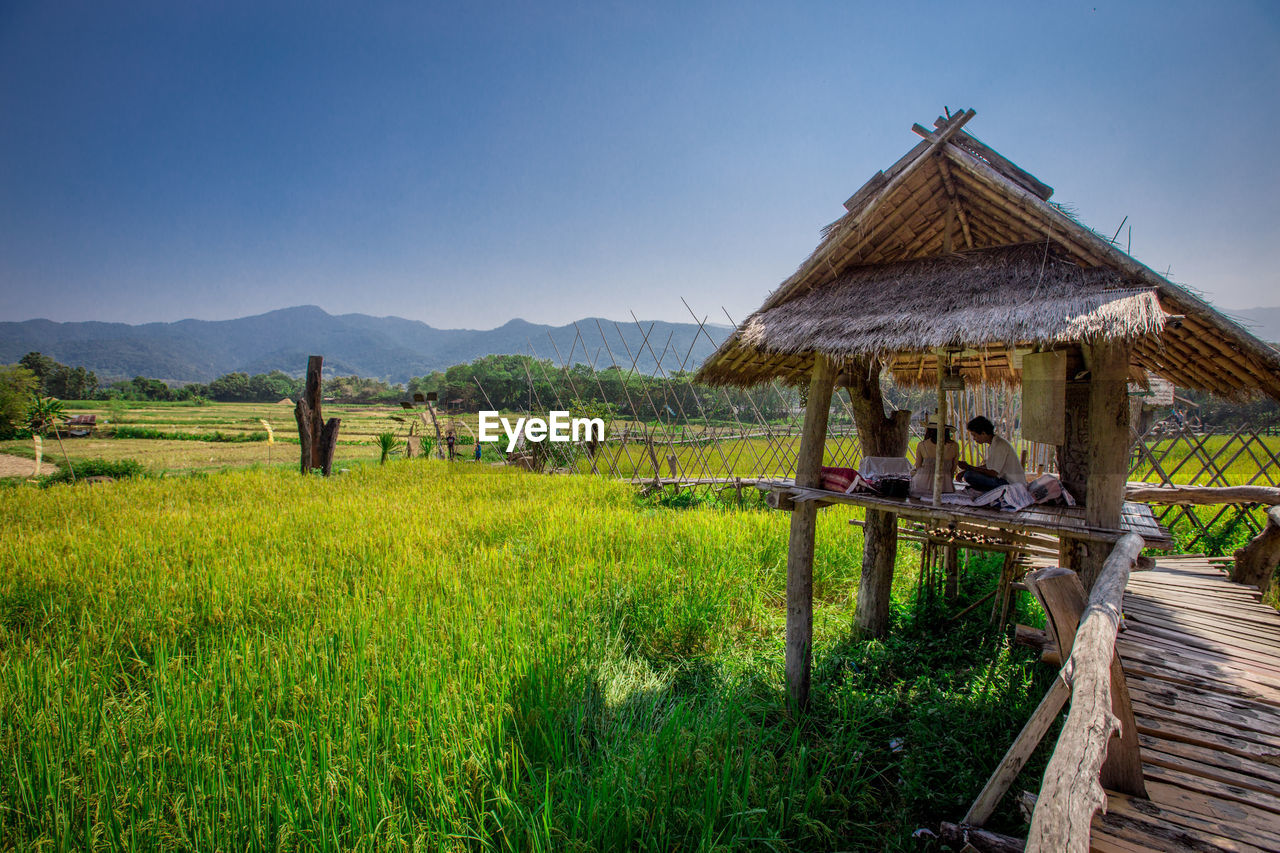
[478,311,1278,549]
[1128,419,1280,550]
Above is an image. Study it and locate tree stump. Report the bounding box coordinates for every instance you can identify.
[294,355,341,475]
[844,356,911,638]
[1233,505,1280,593]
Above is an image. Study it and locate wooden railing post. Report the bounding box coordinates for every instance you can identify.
[1027,532,1145,853]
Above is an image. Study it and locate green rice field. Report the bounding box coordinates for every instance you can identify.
[0,461,1052,851]
[3,401,1275,487]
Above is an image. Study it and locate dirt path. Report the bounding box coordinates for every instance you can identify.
[0,453,56,478]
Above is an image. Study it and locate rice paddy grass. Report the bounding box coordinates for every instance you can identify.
[0,462,1052,851]
[1,436,382,474]
[5,401,1275,488]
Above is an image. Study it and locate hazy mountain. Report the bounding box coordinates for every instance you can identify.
[0,306,733,384]
[1230,306,1280,344]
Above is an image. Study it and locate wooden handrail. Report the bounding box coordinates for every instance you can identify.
[1125,482,1280,506]
[1026,532,1145,853]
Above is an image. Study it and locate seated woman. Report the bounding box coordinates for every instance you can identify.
[910,414,958,498]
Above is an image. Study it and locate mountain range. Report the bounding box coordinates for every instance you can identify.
[4,304,1275,387]
[0,306,734,385]
[1229,306,1280,345]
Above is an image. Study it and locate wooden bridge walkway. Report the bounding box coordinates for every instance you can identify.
[1090,556,1280,852]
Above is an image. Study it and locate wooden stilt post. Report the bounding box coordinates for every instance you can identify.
[1077,340,1133,589]
[934,350,958,599]
[933,349,948,507]
[785,353,836,710]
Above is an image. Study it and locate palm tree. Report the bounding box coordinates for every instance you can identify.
[374,431,401,465]
[27,396,65,436]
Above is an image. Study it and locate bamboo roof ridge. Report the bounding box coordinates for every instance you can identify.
[697,110,1280,398]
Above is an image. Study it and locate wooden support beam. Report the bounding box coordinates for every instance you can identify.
[1026,533,1146,853]
[933,348,948,507]
[937,157,975,249]
[784,353,835,710]
[1076,340,1133,589]
[942,147,1106,266]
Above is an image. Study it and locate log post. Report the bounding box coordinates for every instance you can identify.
[1026,533,1146,853]
[1025,564,1145,798]
[933,349,948,506]
[1233,505,1280,592]
[785,353,836,710]
[1073,340,1133,589]
[293,355,341,475]
[844,357,912,638]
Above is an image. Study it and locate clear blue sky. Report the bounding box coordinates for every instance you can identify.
[1,1,1277,328]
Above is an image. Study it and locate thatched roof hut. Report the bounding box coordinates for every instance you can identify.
[700,110,1280,708]
[698,110,1280,400]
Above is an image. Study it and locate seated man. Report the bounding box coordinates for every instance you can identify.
[958,415,1026,492]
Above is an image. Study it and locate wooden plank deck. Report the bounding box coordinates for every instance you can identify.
[1091,556,1280,852]
[762,479,1175,548]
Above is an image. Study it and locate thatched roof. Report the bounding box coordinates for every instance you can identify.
[697,110,1280,399]
[715,242,1165,387]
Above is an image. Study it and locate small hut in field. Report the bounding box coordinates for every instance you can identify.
[697,109,1280,706]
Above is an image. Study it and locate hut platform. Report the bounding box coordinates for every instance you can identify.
[758,480,1173,548]
[1090,556,1280,852]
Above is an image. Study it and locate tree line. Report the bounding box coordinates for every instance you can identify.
[1,351,799,423]
[5,350,1277,432]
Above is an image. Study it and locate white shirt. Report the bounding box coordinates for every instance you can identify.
[985,435,1026,484]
